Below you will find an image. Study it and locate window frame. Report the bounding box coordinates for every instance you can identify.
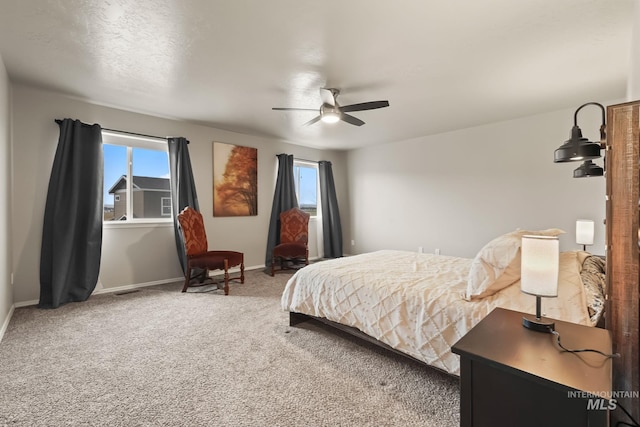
[102,130,172,226]
[160,197,172,217]
[293,159,320,219]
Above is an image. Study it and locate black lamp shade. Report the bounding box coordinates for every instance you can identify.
[554,125,602,163]
[573,160,604,178]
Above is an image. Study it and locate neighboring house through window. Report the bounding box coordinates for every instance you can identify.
[293,160,318,217]
[103,131,171,222]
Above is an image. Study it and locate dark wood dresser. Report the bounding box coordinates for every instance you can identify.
[452,307,612,427]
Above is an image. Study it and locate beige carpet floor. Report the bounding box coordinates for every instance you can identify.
[0,269,460,426]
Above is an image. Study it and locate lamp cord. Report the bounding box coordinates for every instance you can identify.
[551,330,619,358]
[551,332,639,427]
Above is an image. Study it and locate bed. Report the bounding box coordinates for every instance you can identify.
[281,229,606,376]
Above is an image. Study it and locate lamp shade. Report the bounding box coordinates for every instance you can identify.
[573,160,604,178]
[554,126,602,163]
[321,111,340,123]
[320,104,340,123]
[520,235,559,298]
[576,219,595,246]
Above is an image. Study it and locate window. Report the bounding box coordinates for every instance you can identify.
[293,160,318,217]
[103,131,171,222]
[161,197,172,216]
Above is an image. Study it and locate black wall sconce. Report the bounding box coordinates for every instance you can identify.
[572,159,603,178]
[554,102,606,178]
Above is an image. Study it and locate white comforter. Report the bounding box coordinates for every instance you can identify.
[281,250,593,375]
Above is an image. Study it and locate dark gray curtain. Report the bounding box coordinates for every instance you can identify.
[39,119,103,308]
[265,154,298,266]
[319,160,343,258]
[168,137,199,273]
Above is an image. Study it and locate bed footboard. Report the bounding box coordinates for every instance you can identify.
[289,311,312,326]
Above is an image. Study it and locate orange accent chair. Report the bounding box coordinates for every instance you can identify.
[177,206,244,294]
[271,207,310,276]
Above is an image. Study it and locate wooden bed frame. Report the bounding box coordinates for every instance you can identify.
[289,311,452,376]
[289,308,608,380]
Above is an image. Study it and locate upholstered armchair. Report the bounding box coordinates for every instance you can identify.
[271,207,310,276]
[177,206,244,294]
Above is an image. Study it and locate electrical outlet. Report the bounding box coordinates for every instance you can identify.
[418,246,424,253]
[351,240,355,246]
[435,248,441,255]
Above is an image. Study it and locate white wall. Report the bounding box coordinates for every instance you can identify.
[347,5,640,260]
[11,84,348,304]
[629,1,640,101]
[0,54,12,338]
[347,105,610,259]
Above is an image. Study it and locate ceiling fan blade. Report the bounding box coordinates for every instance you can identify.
[302,116,322,126]
[341,113,365,126]
[272,107,318,111]
[340,100,389,112]
[319,88,336,107]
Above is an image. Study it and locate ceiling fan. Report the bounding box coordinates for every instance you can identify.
[272,88,389,127]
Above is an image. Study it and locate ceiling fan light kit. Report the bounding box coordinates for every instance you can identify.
[273,87,389,127]
[320,104,341,123]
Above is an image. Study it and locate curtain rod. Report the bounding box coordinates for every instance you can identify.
[296,158,318,164]
[102,127,189,143]
[54,120,187,143]
[277,154,318,164]
[101,127,168,141]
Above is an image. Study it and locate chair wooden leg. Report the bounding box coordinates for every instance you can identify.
[223,259,230,295]
[196,268,207,284]
[271,257,275,276]
[240,262,245,284]
[182,264,192,292]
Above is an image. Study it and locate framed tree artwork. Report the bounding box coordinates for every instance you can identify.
[213,142,258,216]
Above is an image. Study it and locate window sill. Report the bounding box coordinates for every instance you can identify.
[103,220,173,229]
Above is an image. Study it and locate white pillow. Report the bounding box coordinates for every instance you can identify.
[465,228,565,300]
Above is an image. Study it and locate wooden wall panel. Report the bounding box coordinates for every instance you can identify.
[605,100,640,425]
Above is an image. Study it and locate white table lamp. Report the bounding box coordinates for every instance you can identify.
[520,235,559,332]
[576,219,594,251]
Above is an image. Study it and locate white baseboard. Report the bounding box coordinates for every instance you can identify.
[14,299,38,308]
[92,277,185,296]
[13,264,268,308]
[0,304,15,343]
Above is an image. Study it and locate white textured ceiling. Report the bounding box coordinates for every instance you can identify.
[0,0,634,150]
